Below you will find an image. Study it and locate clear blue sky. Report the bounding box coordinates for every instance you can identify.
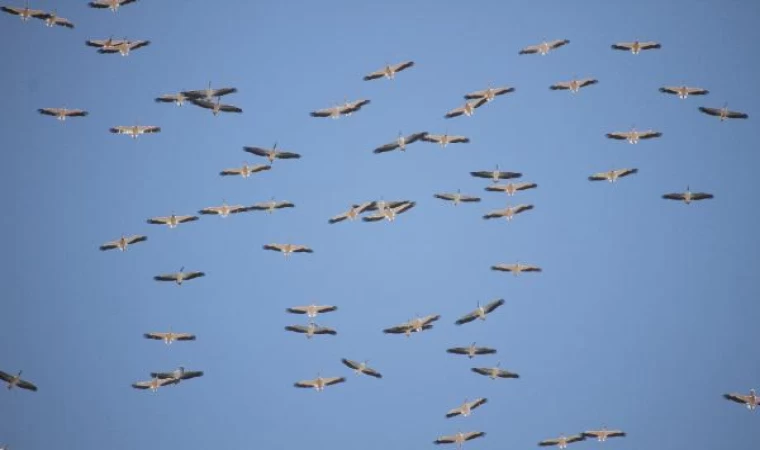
[1,0,758,448]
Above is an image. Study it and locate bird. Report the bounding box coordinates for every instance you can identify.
[588,168,638,183]
[471,165,522,183]
[434,189,481,206]
[446,398,488,418]
[96,39,150,56]
[661,186,714,204]
[198,201,252,217]
[422,133,470,148]
[447,342,497,359]
[131,377,178,392]
[698,105,749,121]
[538,434,586,449]
[153,267,206,285]
[550,78,598,93]
[444,98,488,119]
[37,108,88,121]
[286,304,337,318]
[181,82,238,101]
[491,262,542,275]
[384,314,441,337]
[110,124,161,138]
[33,10,74,28]
[150,367,204,385]
[582,427,627,442]
[363,199,412,213]
[262,243,313,257]
[285,323,337,339]
[519,39,569,55]
[310,99,370,118]
[85,37,128,52]
[243,143,301,164]
[362,201,416,222]
[363,61,415,81]
[605,128,662,144]
[434,431,486,448]
[146,214,199,228]
[455,299,505,325]
[219,162,271,178]
[328,202,375,224]
[659,86,709,99]
[341,359,382,378]
[99,234,147,252]
[88,0,137,12]
[189,96,243,116]
[293,375,345,391]
[485,182,538,196]
[373,132,428,154]
[249,198,295,214]
[611,40,661,54]
[1,4,45,21]
[464,86,515,102]
[143,330,196,345]
[0,370,37,392]
[471,363,519,379]
[155,92,189,106]
[724,389,759,410]
[483,204,534,221]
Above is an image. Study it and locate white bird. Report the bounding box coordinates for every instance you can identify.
[110,124,161,138]
[243,143,301,164]
[444,98,487,119]
[198,201,252,218]
[155,92,189,106]
[362,201,416,222]
[422,133,470,148]
[659,85,708,99]
[153,267,206,286]
[455,299,505,325]
[0,370,37,392]
[383,314,440,337]
[143,330,196,345]
[485,182,538,196]
[724,389,759,411]
[698,105,749,121]
[605,128,662,144]
[550,78,598,93]
[434,431,486,448]
[262,243,313,257]
[293,375,345,391]
[310,99,370,118]
[146,214,198,228]
[519,39,569,55]
[471,362,519,380]
[363,61,415,81]
[1,4,44,22]
[96,39,150,56]
[99,234,147,252]
[661,186,714,204]
[582,427,627,442]
[181,82,238,101]
[611,40,661,54]
[38,108,88,121]
[33,10,74,28]
[286,304,338,318]
[249,198,295,214]
[491,262,542,275]
[464,86,515,102]
[373,132,428,154]
[328,202,375,224]
[285,323,337,339]
[471,165,522,183]
[150,366,204,385]
[434,189,481,206]
[446,342,497,359]
[538,434,586,449]
[588,168,638,183]
[446,398,488,418]
[341,359,382,378]
[219,162,271,178]
[189,96,243,116]
[483,204,534,221]
[131,377,177,392]
[88,0,137,12]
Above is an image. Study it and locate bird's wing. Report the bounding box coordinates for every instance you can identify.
[129,40,150,50]
[638,130,662,139]
[471,397,488,409]
[514,182,538,191]
[685,87,709,95]
[435,435,457,444]
[444,105,467,119]
[455,311,479,325]
[588,172,609,181]
[550,81,572,90]
[323,377,346,386]
[310,107,335,117]
[292,245,313,253]
[190,99,215,110]
[497,171,522,179]
[263,244,285,252]
[566,435,586,443]
[726,110,749,119]
[465,431,485,441]
[483,211,505,220]
[183,272,205,280]
[470,367,490,376]
[362,367,382,378]
[150,371,175,379]
[175,333,196,341]
[639,41,661,49]
[99,240,119,251]
[374,141,400,153]
[362,213,386,222]
[146,216,171,225]
[662,193,686,201]
[459,195,481,202]
[474,347,497,354]
[341,358,360,370]
[445,406,464,418]
[484,298,506,313]
[448,135,470,143]
[143,332,166,340]
[363,69,386,81]
[514,204,534,214]
[690,193,714,200]
[220,168,243,176]
[293,380,317,388]
[447,347,470,354]
[518,44,541,54]
[211,87,238,97]
[0,371,13,383]
[698,106,722,117]
[314,326,337,335]
[611,42,634,50]
[605,132,629,140]
[276,151,301,159]
[491,264,514,272]
[470,171,494,179]
[464,89,489,99]
[659,86,679,95]
[173,215,197,223]
[392,61,414,72]
[383,324,413,334]
[422,134,443,143]
[549,39,569,49]
[614,168,638,178]
[219,104,243,113]
[155,95,180,103]
[539,439,560,446]
[285,325,309,333]
[154,274,178,282]
[182,371,204,380]
[242,146,271,157]
[578,78,598,87]
[38,108,62,116]
[434,193,456,201]
[199,206,223,215]
[328,212,349,224]
[140,126,161,134]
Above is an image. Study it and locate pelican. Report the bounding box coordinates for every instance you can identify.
[38,107,88,121]
[471,165,522,183]
[422,133,470,148]
[250,198,295,214]
[341,359,382,378]
[294,375,345,391]
[724,389,759,410]
[146,214,198,228]
[611,40,661,54]
[464,86,515,102]
[131,377,178,392]
[99,234,147,251]
[364,61,415,81]
[471,363,519,379]
[485,182,538,196]
[153,267,205,285]
[243,143,301,164]
[588,168,638,183]
[310,99,370,118]
[363,199,412,213]
[96,39,150,56]
[519,39,569,55]
[662,186,714,204]
[659,86,709,99]
[286,304,337,318]
[110,124,161,138]
[582,427,627,442]
[155,92,189,106]
[328,202,375,224]
[189,96,243,115]
[446,398,488,418]
[198,201,252,217]
[434,431,486,448]
[181,82,238,101]
[262,243,313,257]
[85,37,127,51]
[1,4,45,21]
[605,128,662,144]
[362,201,416,222]
[143,330,196,345]
[445,98,487,119]
[33,10,74,28]
[285,322,337,339]
[88,0,137,12]
[434,189,481,206]
[455,299,505,325]
[698,105,749,121]
[483,204,534,221]
[538,434,586,449]
[447,342,497,359]
[220,162,271,178]
[0,370,37,392]
[150,367,204,385]
[491,262,542,275]
[373,132,428,154]
[383,314,440,337]
[550,78,598,93]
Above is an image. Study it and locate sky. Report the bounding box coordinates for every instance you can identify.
[1,0,759,448]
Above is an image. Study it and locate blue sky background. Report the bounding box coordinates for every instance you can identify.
[1,0,758,448]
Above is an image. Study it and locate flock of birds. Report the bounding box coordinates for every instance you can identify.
[1,1,757,449]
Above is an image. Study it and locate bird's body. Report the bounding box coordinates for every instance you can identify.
[99,234,147,252]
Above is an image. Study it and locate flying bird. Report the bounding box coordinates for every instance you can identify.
[189,96,243,116]
[444,98,487,119]
[293,375,345,391]
[434,189,481,206]
[538,434,586,449]
[373,132,428,154]
[455,299,505,325]
[588,168,638,183]
[422,133,470,148]
[724,389,759,410]
[485,182,538,196]
[286,304,338,318]
[249,198,295,214]
[661,186,714,204]
[471,164,522,183]
[0,370,37,392]
[96,39,150,56]
[310,99,370,118]
[38,108,88,121]
[434,431,486,448]
[491,262,542,275]
[243,143,301,164]
[471,363,519,380]
[362,201,416,222]
[605,128,662,144]
[464,86,515,102]
[363,61,415,81]
[446,398,488,418]
[198,201,252,217]
[150,367,204,385]
[146,214,198,228]
[110,124,161,138]
[219,163,271,178]
[85,37,127,51]
[131,377,177,392]
[519,39,569,55]
[1,4,45,21]
[328,202,375,223]
[33,10,74,28]
[181,82,238,101]
[483,204,534,221]
[698,105,749,121]
[285,323,337,339]
[153,267,205,285]
[341,359,382,378]
[262,243,313,257]
[154,92,189,106]
[143,330,196,345]
[383,314,440,337]
[99,234,147,252]
[550,78,598,93]
[582,428,627,442]
[447,342,497,359]
[88,0,137,12]
[659,86,709,99]
[611,40,661,54]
